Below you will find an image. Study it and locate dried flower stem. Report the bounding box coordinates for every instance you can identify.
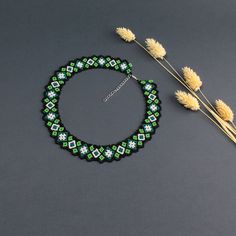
[212,114,236,136]
[199,89,217,112]
[163,58,184,81]
[134,39,236,141]
[224,121,236,135]
[207,109,236,142]
[200,109,236,143]
[205,106,236,145]
[231,122,236,129]
[199,97,236,140]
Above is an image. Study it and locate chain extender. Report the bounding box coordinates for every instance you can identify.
[103,74,138,102]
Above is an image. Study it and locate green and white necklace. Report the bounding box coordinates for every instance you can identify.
[42,55,161,163]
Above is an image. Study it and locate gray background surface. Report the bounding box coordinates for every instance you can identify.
[0,0,236,235]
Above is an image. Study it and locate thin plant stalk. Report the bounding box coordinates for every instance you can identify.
[231,122,236,130]
[204,105,236,139]
[200,109,236,143]
[199,89,217,112]
[224,121,236,135]
[196,94,236,138]
[225,123,236,137]
[203,100,236,134]
[207,109,236,142]
[163,58,184,81]
[230,122,236,129]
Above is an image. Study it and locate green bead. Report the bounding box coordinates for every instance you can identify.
[87,153,93,160]
[62,142,68,147]
[73,148,78,154]
[99,155,105,161]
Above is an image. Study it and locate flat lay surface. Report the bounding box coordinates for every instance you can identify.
[0,0,236,235]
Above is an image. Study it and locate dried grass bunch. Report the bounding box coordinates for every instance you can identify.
[116,27,236,144]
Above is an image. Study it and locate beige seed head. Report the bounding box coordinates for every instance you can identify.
[175,90,200,111]
[145,38,166,59]
[215,99,234,122]
[116,27,136,42]
[182,67,202,91]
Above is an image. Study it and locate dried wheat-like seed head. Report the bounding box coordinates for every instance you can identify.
[215,99,234,122]
[182,67,202,91]
[175,90,200,111]
[145,38,166,59]
[116,27,136,42]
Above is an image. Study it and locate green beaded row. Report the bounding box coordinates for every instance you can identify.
[42,56,161,162]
